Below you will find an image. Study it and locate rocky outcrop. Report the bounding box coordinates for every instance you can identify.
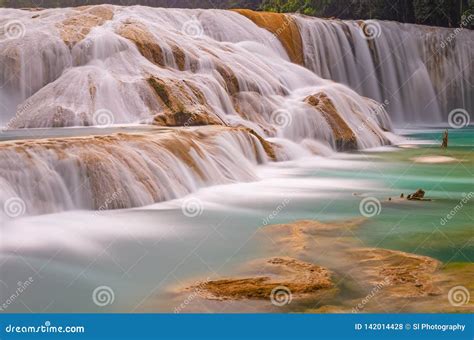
[232,9,304,65]
[117,21,200,72]
[256,219,454,309]
[56,5,114,47]
[189,257,334,301]
[117,21,165,67]
[305,93,358,150]
[349,247,442,297]
[147,77,223,126]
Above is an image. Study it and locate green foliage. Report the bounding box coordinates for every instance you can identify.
[261,0,467,27]
[260,0,315,15]
[0,0,468,28]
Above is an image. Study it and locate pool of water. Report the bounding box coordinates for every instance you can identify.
[0,128,472,313]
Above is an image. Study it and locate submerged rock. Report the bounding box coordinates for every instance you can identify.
[411,155,461,164]
[188,257,334,301]
[349,247,442,297]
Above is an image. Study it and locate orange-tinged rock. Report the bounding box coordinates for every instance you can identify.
[232,9,304,65]
[56,5,114,47]
[305,93,357,150]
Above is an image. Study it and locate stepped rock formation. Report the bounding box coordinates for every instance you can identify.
[1,5,392,150]
[1,7,472,130]
[0,126,272,215]
[0,6,471,215]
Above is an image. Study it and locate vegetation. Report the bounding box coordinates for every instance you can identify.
[1,0,472,28]
[260,0,473,27]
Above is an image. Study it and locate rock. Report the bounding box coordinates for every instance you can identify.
[232,9,304,65]
[56,5,114,47]
[147,77,223,127]
[117,22,165,67]
[411,155,461,164]
[187,257,334,301]
[348,247,442,297]
[407,188,430,201]
[304,93,358,150]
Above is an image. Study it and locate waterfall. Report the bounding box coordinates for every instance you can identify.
[0,6,391,147]
[0,127,270,216]
[294,16,474,125]
[0,6,469,216]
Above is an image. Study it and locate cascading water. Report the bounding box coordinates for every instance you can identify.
[0,5,391,145]
[0,127,269,216]
[294,16,474,125]
[0,5,470,216]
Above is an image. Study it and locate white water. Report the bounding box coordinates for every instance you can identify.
[1,6,390,146]
[0,128,270,216]
[295,16,474,124]
[0,5,470,216]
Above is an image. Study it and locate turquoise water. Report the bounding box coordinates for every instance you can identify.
[356,129,473,262]
[0,128,472,312]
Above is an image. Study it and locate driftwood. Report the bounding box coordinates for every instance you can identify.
[407,189,431,201]
[441,129,448,148]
